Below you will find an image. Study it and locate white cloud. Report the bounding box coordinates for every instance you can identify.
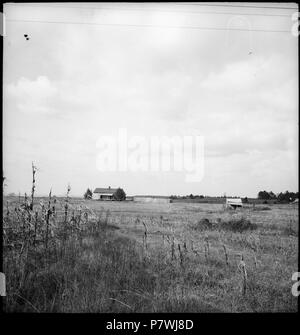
[5,76,57,115]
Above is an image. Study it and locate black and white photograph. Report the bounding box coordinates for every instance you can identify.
[1,2,299,316]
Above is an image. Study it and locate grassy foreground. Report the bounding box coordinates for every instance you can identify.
[3,197,298,312]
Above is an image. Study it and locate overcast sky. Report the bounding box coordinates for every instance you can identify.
[3,2,298,197]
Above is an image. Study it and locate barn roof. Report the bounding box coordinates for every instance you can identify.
[94,187,118,194]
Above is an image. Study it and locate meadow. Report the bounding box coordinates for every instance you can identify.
[2,195,298,312]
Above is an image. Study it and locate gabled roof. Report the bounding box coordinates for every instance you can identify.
[94,187,118,194]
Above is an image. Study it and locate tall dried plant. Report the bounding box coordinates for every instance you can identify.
[30,162,37,210]
[142,221,148,250]
[178,243,184,267]
[223,244,229,266]
[45,189,52,250]
[204,235,210,262]
[238,254,247,295]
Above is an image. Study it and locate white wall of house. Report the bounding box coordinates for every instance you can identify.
[92,193,114,200]
[92,193,100,200]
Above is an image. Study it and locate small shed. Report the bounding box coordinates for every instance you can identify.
[226,198,243,209]
[93,187,118,200]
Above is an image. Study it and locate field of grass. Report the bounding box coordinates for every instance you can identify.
[3,196,298,312]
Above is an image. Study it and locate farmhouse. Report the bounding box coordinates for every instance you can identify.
[226,198,243,209]
[93,187,118,200]
[133,195,170,203]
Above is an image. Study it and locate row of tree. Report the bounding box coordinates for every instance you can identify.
[83,188,298,202]
[171,191,299,202]
[257,190,299,202]
[170,194,205,199]
[171,195,246,200]
[84,188,126,201]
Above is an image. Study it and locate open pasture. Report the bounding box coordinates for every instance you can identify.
[3,197,298,312]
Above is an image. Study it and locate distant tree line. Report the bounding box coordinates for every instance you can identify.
[170,194,242,200]
[170,194,205,200]
[257,190,299,202]
[171,191,299,203]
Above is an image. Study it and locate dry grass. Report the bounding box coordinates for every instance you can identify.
[2,192,298,313]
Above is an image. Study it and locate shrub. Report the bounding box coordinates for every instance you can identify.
[84,188,93,200]
[198,218,212,229]
[221,217,257,232]
[113,188,126,201]
[189,218,213,231]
